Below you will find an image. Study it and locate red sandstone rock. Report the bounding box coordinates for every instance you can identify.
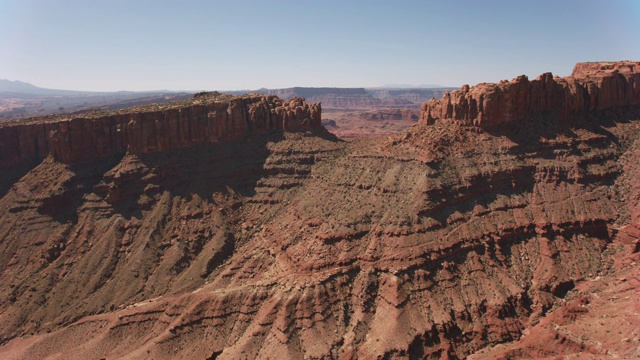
[0,62,639,359]
[420,61,640,127]
[0,94,321,169]
[571,60,640,77]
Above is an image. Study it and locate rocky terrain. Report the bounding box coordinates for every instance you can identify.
[322,109,421,138]
[420,61,640,127]
[0,62,639,359]
[225,87,457,137]
[0,93,320,168]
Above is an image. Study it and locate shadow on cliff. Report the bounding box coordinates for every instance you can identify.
[417,108,640,239]
[162,132,286,199]
[27,126,338,222]
[106,127,339,219]
[0,161,40,200]
[420,165,537,227]
[37,154,126,224]
[480,108,636,156]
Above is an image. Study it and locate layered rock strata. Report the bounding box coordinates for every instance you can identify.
[0,94,321,169]
[357,108,419,121]
[420,61,640,126]
[2,114,638,359]
[0,62,639,359]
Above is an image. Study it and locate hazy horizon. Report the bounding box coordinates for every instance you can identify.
[0,77,454,93]
[1,0,639,92]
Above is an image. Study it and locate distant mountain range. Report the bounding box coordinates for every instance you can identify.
[0,79,181,95]
[1,79,453,96]
[0,79,37,92]
[1,80,456,120]
[0,79,89,95]
[0,80,194,121]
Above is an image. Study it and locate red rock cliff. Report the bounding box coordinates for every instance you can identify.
[420,61,640,127]
[0,94,321,169]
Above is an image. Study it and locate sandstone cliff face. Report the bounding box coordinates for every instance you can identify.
[2,113,638,359]
[572,60,639,77]
[0,62,639,360]
[0,94,321,169]
[420,61,640,126]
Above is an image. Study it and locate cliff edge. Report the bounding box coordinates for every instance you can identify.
[0,94,321,169]
[0,63,639,359]
[420,61,640,127]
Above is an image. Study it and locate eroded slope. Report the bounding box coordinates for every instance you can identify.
[0,64,639,359]
[1,113,638,359]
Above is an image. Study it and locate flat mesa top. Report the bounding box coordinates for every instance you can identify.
[0,92,277,127]
[572,61,640,77]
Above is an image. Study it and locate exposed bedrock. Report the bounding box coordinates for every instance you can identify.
[0,95,321,169]
[420,61,640,126]
[0,62,639,359]
[1,113,638,358]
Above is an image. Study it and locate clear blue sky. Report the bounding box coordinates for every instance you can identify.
[1,0,638,91]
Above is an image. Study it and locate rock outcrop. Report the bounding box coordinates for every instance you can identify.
[0,94,321,169]
[420,61,640,126]
[0,62,639,359]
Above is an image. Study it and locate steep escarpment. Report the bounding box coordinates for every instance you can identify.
[0,62,639,359]
[420,61,640,127]
[357,108,419,121]
[0,126,340,345]
[367,88,456,105]
[572,60,640,77]
[0,94,321,169]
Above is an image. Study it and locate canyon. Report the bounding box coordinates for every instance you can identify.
[223,87,453,138]
[226,87,454,110]
[0,62,638,359]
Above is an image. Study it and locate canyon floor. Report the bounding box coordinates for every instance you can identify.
[321,108,419,138]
